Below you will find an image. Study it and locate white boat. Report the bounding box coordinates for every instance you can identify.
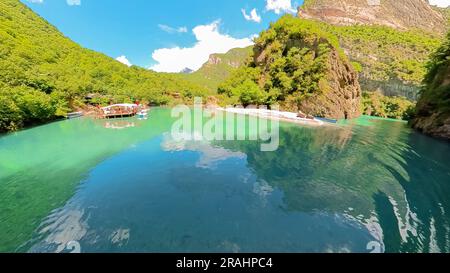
[67,112,83,119]
[136,109,149,119]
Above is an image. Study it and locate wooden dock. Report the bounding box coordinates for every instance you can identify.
[99,104,139,119]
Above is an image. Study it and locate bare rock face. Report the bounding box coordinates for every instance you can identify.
[411,114,450,139]
[299,0,447,34]
[299,48,362,119]
[207,55,222,65]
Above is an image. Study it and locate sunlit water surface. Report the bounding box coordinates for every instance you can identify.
[0,108,449,253]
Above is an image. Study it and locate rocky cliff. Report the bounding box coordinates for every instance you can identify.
[411,33,450,140]
[294,47,362,119]
[299,0,448,34]
[296,0,445,100]
[219,16,361,119]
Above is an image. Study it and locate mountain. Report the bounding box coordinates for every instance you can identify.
[296,0,445,100]
[0,0,206,132]
[179,68,194,74]
[218,16,362,119]
[182,47,253,92]
[193,1,444,100]
[299,0,448,34]
[411,33,450,140]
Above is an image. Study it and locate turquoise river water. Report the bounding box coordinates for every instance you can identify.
[0,108,449,253]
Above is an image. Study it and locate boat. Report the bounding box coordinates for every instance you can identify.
[136,109,149,119]
[67,112,83,119]
[100,104,139,119]
[315,117,338,124]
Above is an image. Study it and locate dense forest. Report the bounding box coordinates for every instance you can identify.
[0,0,208,132]
[362,92,415,120]
[327,24,440,89]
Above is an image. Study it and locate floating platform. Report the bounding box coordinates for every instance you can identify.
[100,104,139,119]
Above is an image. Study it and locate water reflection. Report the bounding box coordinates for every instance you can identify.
[214,118,450,253]
[29,134,375,253]
[2,109,449,253]
[103,120,136,130]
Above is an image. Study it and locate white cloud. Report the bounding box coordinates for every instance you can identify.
[242,8,262,23]
[27,0,44,3]
[266,0,296,14]
[116,56,132,67]
[67,0,81,5]
[158,24,188,34]
[429,0,450,8]
[150,20,254,73]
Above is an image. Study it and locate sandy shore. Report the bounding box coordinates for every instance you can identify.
[216,107,325,126]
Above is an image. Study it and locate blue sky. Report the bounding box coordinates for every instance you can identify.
[22,0,305,72]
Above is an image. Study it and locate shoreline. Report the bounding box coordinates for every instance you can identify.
[215,107,325,126]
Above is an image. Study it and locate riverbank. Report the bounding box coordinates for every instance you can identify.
[216,107,325,126]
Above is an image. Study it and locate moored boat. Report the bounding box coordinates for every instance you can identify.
[136,109,149,119]
[315,117,338,124]
[67,112,83,119]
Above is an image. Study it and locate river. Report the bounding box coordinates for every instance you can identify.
[0,108,449,253]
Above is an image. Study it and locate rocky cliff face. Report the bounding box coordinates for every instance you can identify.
[251,16,362,119]
[299,0,447,34]
[296,48,362,119]
[297,0,445,100]
[411,34,450,140]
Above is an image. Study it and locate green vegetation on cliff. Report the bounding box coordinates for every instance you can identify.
[411,32,450,139]
[362,92,415,120]
[329,25,440,86]
[219,16,344,105]
[192,16,440,102]
[182,47,253,92]
[218,15,362,119]
[299,0,446,99]
[0,0,207,132]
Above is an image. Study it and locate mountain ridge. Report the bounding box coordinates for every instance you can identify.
[299,0,448,34]
[182,46,253,91]
[0,0,207,132]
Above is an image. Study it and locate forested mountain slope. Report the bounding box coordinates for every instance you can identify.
[218,16,362,119]
[0,0,206,132]
[298,0,445,100]
[183,47,253,92]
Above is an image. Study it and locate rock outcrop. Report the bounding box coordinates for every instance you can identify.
[411,34,450,140]
[296,0,447,100]
[251,16,361,119]
[299,0,448,34]
[296,48,362,119]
